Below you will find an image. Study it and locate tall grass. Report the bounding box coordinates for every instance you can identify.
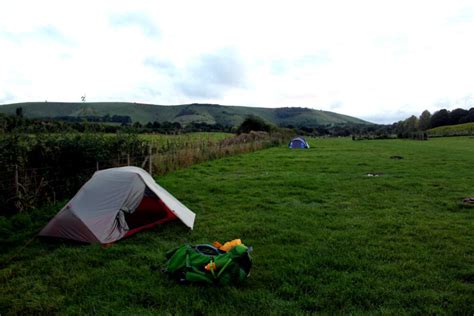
[151,131,290,175]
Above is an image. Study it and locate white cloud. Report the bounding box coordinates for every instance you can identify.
[1,0,474,123]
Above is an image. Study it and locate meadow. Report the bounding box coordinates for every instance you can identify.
[137,131,234,143]
[1,137,473,314]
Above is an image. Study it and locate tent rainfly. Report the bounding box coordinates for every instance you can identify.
[288,137,310,149]
[39,166,195,244]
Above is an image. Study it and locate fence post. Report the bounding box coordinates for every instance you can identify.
[96,161,99,171]
[148,144,153,175]
[127,154,130,166]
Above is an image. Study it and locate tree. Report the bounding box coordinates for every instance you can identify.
[395,115,418,138]
[459,108,474,124]
[404,115,418,132]
[15,107,23,118]
[237,115,271,134]
[418,110,431,131]
[450,108,469,125]
[430,109,450,128]
[133,121,142,129]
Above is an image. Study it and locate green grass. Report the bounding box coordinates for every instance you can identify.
[1,137,473,314]
[428,122,474,137]
[137,132,234,144]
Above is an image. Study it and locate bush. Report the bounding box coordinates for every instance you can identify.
[0,133,149,215]
[237,116,271,134]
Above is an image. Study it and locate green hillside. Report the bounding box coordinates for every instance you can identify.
[0,102,371,127]
[427,122,474,137]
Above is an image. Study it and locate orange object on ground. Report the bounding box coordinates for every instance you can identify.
[205,262,216,271]
[212,241,223,248]
[218,239,242,252]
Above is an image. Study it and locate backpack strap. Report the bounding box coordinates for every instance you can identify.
[216,258,233,278]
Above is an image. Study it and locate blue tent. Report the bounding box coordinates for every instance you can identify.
[288,137,310,149]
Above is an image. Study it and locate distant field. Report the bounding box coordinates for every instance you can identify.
[428,122,474,137]
[1,137,473,314]
[6,132,233,141]
[138,132,234,143]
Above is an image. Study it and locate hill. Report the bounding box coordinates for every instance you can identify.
[427,122,474,137]
[0,102,371,127]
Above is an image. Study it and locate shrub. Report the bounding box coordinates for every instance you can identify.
[0,133,148,215]
[237,116,271,134]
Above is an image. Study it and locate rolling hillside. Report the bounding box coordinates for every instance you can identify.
[427,122,474,137]
[0,102,371,127]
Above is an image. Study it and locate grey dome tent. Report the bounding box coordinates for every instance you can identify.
[288,137,310,149]
[39,166,195,244]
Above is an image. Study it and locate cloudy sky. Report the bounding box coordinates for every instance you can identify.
[1,1,474,123]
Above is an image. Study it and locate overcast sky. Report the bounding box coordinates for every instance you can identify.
[1,1,474,123]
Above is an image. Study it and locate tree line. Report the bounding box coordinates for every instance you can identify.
[0,110,233,134]
[6,105,472,139]
[53,114,132,124]
[394,107,474,138]
[2,109,357,136]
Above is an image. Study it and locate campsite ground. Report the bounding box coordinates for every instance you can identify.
[1,137,473,314]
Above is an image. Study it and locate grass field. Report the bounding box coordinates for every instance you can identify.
[138,132,234,143]
[1,137,473,314]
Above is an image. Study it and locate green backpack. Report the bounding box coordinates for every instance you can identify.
[164,243,252,285]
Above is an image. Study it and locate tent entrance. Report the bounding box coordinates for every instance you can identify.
[124,195,177,237]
